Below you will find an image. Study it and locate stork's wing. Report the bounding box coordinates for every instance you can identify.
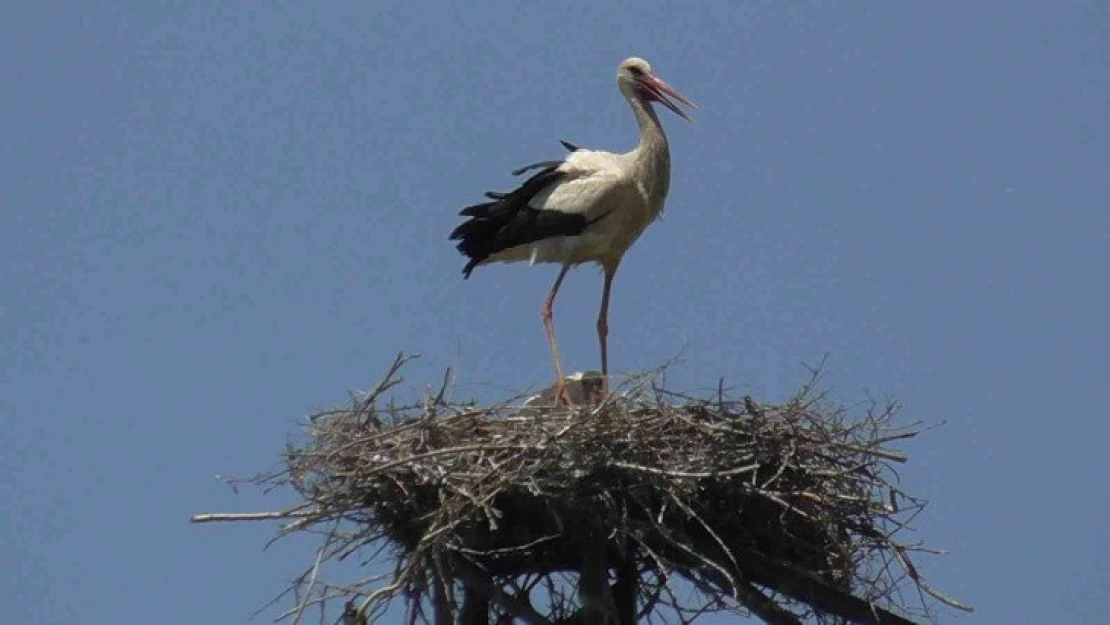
[449,150,627,278]
[524,156,629,230]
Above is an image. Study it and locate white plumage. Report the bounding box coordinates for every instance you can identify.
[488,151,640,267]
[450,57,696,405]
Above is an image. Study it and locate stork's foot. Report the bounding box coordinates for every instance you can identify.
[584,375,607,405]
[553,381,575,407]
[585,387,603,405]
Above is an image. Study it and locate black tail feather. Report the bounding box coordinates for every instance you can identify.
[449,161,590,279]
[458,202,492,217]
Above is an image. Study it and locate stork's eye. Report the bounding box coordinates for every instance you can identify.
[628,66,644,77]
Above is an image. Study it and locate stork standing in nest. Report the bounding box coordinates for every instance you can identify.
[450,57,696,404]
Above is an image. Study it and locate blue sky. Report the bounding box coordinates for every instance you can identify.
[2,2,1108,623]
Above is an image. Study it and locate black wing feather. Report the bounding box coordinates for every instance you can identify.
[505,141,579,176]
[449,161,588,279]
[510,160,564,176]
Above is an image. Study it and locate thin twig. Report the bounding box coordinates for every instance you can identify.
[190,506,311,523]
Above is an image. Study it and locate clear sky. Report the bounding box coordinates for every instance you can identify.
[2,2,1108,624]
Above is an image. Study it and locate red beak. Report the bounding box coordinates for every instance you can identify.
[639,74,698,121]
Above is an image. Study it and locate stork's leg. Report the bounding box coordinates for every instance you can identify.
[596,260,620,399]
[541,264,573,405]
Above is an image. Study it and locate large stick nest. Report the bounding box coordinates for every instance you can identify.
[197,355,970,624]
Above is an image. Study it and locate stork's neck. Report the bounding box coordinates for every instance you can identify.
[628,96,672,202]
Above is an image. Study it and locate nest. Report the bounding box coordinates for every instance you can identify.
[195,354,970,625]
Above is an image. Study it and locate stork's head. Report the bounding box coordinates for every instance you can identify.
[617,57,697,121]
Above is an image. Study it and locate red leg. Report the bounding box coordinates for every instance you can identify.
[542,265,573,405]
[596,260,619,398]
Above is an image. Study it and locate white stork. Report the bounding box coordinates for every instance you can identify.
[449,56,696,404]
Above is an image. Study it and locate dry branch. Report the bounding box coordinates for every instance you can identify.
[194,355,970,624]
